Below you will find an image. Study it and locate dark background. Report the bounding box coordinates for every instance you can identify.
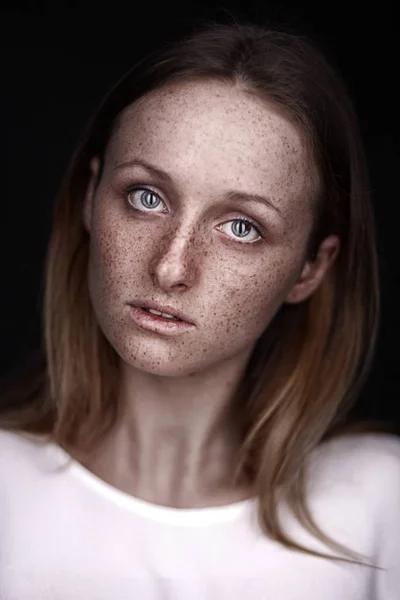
[0,1,397,428]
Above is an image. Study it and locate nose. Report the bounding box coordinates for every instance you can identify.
[150,226,200,292]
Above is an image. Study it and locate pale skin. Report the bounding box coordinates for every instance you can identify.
[82,79,340,508]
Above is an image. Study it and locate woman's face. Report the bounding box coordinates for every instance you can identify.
[84,79,334,377]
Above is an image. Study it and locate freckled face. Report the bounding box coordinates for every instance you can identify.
[84,80,315,376]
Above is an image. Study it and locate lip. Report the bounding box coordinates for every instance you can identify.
[127,305,196,336]
[129,300,195,325]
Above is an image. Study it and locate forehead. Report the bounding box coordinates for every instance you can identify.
[106,79,314,214]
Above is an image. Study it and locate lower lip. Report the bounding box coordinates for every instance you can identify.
[128,306,195,335]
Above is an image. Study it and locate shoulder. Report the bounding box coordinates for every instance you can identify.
[0,428,58,483]
[310,432,400,515]
[0,427,47,456]
[312,431,400,477]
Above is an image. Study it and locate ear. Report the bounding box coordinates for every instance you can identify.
[83,157,101,234]
[285,235,340,304]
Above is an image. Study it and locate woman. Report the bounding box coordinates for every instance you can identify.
[0,20,399,600]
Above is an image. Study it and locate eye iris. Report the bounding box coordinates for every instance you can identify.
[141,190,160,208]
[232,220,250,237]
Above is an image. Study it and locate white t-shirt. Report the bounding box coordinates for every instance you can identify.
[0,429,399,600]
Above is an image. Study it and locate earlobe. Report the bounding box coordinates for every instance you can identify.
[83,157,101,234]
[284,261,316,304]
[285,235,340,305]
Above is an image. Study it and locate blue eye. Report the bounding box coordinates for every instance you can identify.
[127,187,166,212]
[219,218,262,244]
[126,187,263,244]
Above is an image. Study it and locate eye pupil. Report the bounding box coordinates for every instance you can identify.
[141,190,160,208]
[232,220,250,237]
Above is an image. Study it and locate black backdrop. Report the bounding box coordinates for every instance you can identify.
[1,1,397,429]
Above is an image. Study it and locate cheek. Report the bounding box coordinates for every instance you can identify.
[88,210,148,294]
[216,253,297,321]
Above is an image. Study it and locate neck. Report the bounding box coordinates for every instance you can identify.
[80,356,253,508]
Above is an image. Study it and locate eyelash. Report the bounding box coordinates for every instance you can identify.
[125,185,264,245]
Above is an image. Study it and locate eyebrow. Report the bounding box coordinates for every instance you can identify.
[113,159,284,219]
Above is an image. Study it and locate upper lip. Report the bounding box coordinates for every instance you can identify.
[130,300,195,325]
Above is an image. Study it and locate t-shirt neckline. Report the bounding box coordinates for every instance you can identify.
[51,441,255,527]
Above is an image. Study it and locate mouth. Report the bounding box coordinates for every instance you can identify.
[139,307,183,322]
[127,303,196,335]
[130,301,194,325]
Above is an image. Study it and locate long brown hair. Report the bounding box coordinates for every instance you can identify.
[0,20,393,567]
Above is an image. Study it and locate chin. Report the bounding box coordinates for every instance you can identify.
[116,343,204,378]
[125,358,203,378]
[103,320,252,379]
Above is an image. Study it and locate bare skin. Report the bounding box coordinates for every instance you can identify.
[82,79,339,508]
